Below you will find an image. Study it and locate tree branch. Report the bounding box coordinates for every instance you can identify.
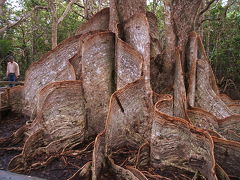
[0,6,48,34]
[223,0,237,17]
[198,0,217,17]
[72,9,86,19]
[201,17,221,24]
[57,0,78,24]
[0,0,6,6]
[73,2,85,9]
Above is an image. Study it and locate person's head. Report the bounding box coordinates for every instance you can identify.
[7,56,14,63]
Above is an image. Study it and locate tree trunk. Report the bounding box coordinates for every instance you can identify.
[0,0,6,16]
[49,0,58,49]
[49,0,78,49]
[1,0,240,179]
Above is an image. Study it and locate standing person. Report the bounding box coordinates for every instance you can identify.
[6,56,20,87]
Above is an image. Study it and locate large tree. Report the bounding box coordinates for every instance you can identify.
[1,0,240,179]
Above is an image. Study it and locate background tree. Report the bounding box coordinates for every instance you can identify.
[0,0,6,16]
[202,0,240,98]
[0,0,86,79]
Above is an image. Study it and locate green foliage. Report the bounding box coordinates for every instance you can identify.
[58,5,84,42]
[0,0,84,80]
[0,40,13,78]
[203,2,240,87]
[0,39,13,57]
[147,1,165,38]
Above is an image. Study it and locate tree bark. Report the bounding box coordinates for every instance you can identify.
[49,0,79,49]
[49,0,58,49]
[2,0,240,179]
[0,0,6,16]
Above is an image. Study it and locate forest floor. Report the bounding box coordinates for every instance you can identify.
[0,110,239,180]
[0,111,93,180]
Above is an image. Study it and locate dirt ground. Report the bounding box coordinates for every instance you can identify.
[1,111,238,180]
[0,111,93,180]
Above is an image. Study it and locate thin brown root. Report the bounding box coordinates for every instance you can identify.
[135,142,149,168]
[67,161,92,180]
[0,147,23,151]
[61,140,94,156]
[141,170,171,180]
[30,156,57,170]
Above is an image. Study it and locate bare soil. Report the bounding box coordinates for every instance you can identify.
[0,111,93,180]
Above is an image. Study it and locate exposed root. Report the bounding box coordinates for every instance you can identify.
[2,4,240,180]
[107,156,139,179]
[135,142,150,168]
[141,170,171,180]
[67,161,92,180]
[215,163,230,180]
[152,96,216,179]
[196,59,233,118]
[0,124,29,147]
[110,147,138,167]
[213,137,240,177]
[62,141,94,157]
[0,147,23,151]
[220,94,240,105]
